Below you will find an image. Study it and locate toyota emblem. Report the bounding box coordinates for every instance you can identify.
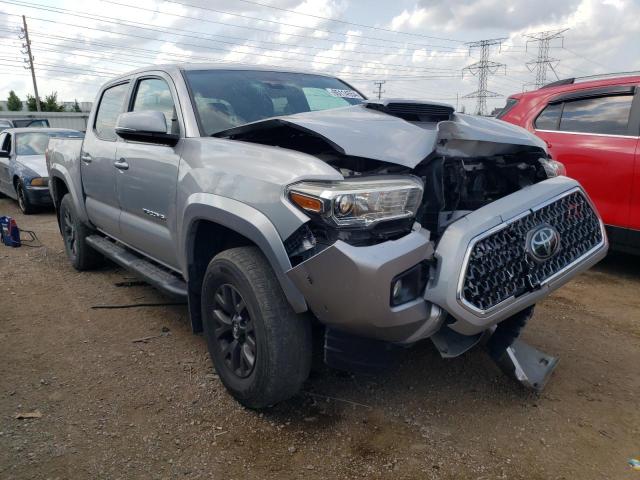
[527,225,560,262]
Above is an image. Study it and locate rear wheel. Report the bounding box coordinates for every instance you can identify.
[202,246,312,409]
[16,180,35,215]
[59,194,103,271]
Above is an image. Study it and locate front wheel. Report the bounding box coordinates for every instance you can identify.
[16,180,35,215]
[202,246,312,409]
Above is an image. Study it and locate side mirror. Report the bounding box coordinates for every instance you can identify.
[115,111,179,146]
[0,150,9,158]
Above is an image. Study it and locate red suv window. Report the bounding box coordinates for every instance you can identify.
[534,94,634,136]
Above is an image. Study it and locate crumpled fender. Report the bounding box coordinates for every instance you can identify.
[180,193,308,313]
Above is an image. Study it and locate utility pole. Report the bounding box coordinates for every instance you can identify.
[524,29,568,89]
[373,80,386,100]
[20,15,41,112]
[462,38,506,116]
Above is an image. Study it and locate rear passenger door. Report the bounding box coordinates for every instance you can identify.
[115,74,183,270]
[81,81,130,235]
[533,87,638,229]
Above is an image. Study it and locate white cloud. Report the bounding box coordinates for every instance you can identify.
[0,0,636,115]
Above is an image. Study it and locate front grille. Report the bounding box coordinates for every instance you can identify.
[461,190,603,312]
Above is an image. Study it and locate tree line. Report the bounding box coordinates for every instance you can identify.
[0,90,82,112]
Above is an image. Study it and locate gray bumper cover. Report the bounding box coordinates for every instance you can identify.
[288,176,608,344]
[287,228,445,343]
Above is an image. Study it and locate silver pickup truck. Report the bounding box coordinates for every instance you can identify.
[46,64,608,408]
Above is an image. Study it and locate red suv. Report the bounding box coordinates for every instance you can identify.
[499,74,640,254]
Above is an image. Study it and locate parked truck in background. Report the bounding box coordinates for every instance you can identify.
[46,64,608,408]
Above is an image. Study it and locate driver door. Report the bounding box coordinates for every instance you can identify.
[115,74,183,270]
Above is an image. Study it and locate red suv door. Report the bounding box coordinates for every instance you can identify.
[530,86,639,231]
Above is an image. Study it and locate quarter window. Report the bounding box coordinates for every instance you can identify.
[559,95,633,135]
[95,83,129,141]
[534,103,562,130]
[132,78,178,134]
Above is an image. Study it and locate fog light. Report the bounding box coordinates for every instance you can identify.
[390,263,428,306]
[392,279,403,300]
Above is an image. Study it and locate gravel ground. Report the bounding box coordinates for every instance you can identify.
[1,197,639,479]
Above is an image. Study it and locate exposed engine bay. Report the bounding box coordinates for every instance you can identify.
[220,119,550,263]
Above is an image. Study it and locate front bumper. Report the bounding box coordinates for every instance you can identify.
[24,185,53,206]
[287,176,608,344]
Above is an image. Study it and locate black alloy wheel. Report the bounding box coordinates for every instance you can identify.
[62,206,77,258]
[212,283,256,378]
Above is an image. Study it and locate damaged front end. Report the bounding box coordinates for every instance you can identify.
[216,100,607,390]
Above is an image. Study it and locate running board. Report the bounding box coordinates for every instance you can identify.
[86,235,187,299]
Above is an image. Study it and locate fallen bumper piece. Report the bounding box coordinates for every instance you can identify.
[491,338,559,392]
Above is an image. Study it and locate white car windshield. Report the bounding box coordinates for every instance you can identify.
[184,70,365,136]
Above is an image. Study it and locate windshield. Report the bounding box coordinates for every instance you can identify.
[184,70,365,136]
[17,131,83,156]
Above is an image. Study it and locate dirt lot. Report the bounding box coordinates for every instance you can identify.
[1,197,639,480]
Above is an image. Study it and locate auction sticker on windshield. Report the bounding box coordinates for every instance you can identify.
[326,88,363,99]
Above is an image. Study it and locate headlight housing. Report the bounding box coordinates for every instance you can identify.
[288,176,424,228]
[539,158,566,178]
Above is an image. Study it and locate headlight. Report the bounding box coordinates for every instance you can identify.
[29,177,48,186]
[288,176,424,228]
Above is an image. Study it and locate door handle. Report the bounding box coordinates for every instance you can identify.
[114,158,129,170]
[80,153,92,163]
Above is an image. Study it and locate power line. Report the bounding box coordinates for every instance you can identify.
[524,29,567,89]
[0,0,471,60]
[141,0,465,50]
[99,0,469,55]
[0,27,466,83]
[166,0,465,44]
[562,47,611,70]
[462,38,507,115]
[0,6,469,76]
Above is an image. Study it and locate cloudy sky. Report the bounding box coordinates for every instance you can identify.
[0,0,638,113]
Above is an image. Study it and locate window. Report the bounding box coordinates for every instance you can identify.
[94,83,129,141]
[303,87,357,111]
[1,133,12,153]
[184,70,364,136]
[15,131,80,156]
[534,103,562,130]
[496,98,519,119]
[132,78,178,134]
[559,95,633,135]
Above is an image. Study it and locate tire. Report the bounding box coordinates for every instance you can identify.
[201,246,312,409]
[59,194,103,271]
[16,180,35,215]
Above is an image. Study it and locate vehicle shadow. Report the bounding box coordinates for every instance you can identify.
[265,337,535,428]
[592,251,640,280]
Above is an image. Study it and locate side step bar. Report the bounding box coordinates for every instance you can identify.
[86,235,187,299]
